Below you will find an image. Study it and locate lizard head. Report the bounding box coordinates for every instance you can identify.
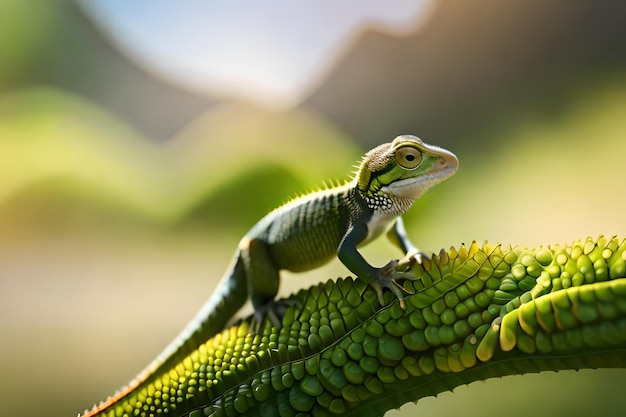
[356,135,458,203]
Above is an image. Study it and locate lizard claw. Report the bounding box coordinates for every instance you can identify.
[397,249,429,272]
[251,299,299,333]
[371,259,419,310]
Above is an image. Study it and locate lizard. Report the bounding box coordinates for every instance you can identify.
[84,135,458,415]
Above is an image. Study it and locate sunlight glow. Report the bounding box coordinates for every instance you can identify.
[78,0,428,108]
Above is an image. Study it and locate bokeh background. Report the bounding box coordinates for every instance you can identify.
[1,1,625,416]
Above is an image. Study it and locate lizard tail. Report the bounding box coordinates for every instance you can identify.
[134,253,248,389]
[148,251,248,374]
[81,252,248,417]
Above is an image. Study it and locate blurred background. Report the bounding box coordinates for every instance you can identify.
[1,0,625,416]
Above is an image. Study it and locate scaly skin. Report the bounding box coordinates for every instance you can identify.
[81,236,626,417]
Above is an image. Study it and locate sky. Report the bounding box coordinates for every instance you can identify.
[79,0,428,108]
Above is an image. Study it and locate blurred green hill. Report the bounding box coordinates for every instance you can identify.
[0,88,359,236]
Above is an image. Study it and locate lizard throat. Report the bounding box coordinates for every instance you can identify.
[363,171,451,214]
[365,192,413,215]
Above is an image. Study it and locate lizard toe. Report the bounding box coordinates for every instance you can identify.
[371,260,417,310]
[398,249,429,272]
[253,299,299,332]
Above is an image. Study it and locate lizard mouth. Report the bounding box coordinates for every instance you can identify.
[384,174,440,193]
[388,161,458,189]
[382,155,458,198]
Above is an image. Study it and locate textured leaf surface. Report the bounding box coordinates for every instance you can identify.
[84,236,626,417]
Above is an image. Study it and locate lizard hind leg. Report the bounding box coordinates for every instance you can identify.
[240,237,286,330]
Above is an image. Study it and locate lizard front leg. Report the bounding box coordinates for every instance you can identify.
[338,222,416,309]
[386,216,428,270]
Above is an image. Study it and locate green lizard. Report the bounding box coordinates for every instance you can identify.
[86,135,457,414]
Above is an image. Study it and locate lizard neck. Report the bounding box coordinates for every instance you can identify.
[352,179,414,217]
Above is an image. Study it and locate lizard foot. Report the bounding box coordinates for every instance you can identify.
[371,259,419,310]
[251,299,299,333]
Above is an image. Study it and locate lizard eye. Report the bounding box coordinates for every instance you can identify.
[396,146,422,169]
